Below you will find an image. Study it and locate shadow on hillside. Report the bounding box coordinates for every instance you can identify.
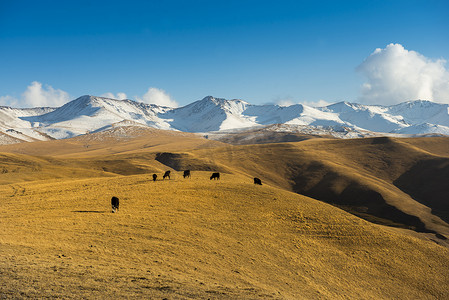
[155,152,229,172]
[394,158,449,224]
[72,210,106,213]
[291,165,432,233]
[215,132,321,145]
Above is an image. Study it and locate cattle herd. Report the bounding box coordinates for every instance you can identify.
[111,170,262,212]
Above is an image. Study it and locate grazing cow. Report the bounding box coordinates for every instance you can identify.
[254,177,262,185]
[163,170,171,180]
[152,174,157,181]
[183,170,191,179]
[210,172,220,180]
[111,196,119,213]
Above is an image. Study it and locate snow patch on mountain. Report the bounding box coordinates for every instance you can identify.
[395,123,449,135]
[387,100,449,127]
[320,102,408,133]
[162,96,255,132]
[20,95,174,139]
[0,95,448,145]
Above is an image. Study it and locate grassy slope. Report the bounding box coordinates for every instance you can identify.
[2,132,448,236]
[0,127,225,184]
[1,172,448,299]
[1,130,449,298]
[190,137,449,237]
[0,126,224,158]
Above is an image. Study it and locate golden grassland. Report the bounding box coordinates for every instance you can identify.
[0,127,225,159]
[1,129,449,298]
[189,137,449,237]
[1,172,449,299]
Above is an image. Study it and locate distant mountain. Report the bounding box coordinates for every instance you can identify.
[0,95,448,144]
[161,96,253,132]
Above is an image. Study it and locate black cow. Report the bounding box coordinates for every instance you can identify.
[111,196,119,213]
[210,172,220,180]
[254,177,262,185]
[183,170,191,178]
[152,174,157,181]
[163,170,171,180]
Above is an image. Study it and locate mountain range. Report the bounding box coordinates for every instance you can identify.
[1,95,448,144]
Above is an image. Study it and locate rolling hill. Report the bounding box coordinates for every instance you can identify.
[1,172,448,299]
[188,137,449,238]
[1,127,449,298]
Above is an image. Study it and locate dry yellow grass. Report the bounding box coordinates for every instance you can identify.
[0,126,224,158]
[1,172,448,299]
[1,129,449,298]
[190,137,449,238]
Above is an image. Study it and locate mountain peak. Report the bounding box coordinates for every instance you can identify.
[74,94,95,101]
[324,101,365,112]
[200,96,249,106]
[1,96,448,144]
[395,99,441,108]
[201,95,216,101]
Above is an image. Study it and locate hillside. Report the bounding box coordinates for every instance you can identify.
[1,129,448,238]
[1,172,449,299]
[1,129,449,298]
[188,136,449,240]
[0,126,224,159]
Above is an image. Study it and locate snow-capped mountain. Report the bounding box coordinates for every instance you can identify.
[161,96,253,132]
[0,95,448,144]
[18,95,173,139]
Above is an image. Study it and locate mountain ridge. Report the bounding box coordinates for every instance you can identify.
[0,95,448,144]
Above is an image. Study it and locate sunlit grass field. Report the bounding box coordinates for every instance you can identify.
[1,171,448,299]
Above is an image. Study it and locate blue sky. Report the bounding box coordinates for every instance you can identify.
[1,0,448,107]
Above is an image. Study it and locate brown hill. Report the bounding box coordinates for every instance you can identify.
[1,129,448,239]
[1,173,448,298]
[205,125,328,145]
[1,128,449,297]
[188,136,449,239]
[0,126,225,158]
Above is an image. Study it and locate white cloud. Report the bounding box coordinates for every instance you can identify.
[22,81,70,107]
[275,98,332,107]
[0,95,19,107]
[276,99,295,107]
[357,43,449,105]
[101,92,128,100]
[299,99,332,107]
[136,87,178,107]
[0,81,70,108]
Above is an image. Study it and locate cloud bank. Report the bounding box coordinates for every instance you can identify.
[0,95,19,107]
[357,43,449,105]
[299,99,332,107]
[0,81,70,108]
[275,99,332,108]
[136,87,178,107]
[1,84,178,109]
[101,92,128,100]
[275,98,295,107]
